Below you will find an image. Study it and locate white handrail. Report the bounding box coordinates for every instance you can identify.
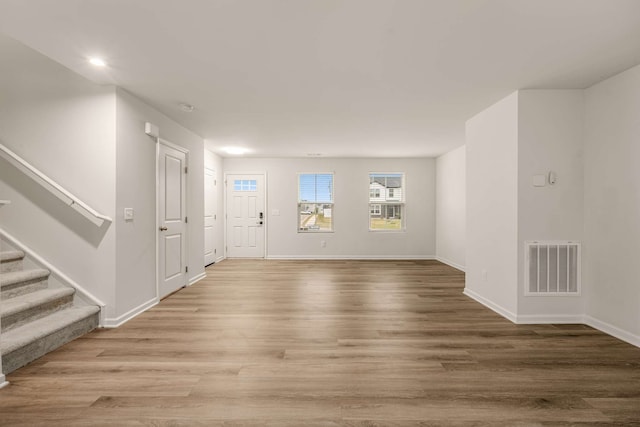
[0,142,111,227]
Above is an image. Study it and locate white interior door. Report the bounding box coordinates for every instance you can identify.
[204,166,217,266]
[226,174,265,258]
[158,143,187,298]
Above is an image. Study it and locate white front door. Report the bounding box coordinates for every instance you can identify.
[226,174,265,258]
[204,166,217,266]
[158,143,187,298]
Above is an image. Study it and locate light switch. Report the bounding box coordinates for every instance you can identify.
[124,208,134,221]
[532,175,546,187]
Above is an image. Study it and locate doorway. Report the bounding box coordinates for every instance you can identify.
[157,141,188,298]
[204,166,217,266]
[225,173,265,258]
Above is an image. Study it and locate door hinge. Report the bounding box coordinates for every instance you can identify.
[185,266,189,273]
[185,216,188,223]
[214,179,217,186]
[184,166,188,174]
[214,214,217,220]
[214,249,217,254]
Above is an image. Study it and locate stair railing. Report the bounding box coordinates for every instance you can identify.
[0,142,112,227]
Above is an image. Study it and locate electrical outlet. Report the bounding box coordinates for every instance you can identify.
[124,208,134,221]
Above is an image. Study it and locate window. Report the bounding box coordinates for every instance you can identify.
[233,179,257,191]
[298,173,334,232]
[369,173,404,231]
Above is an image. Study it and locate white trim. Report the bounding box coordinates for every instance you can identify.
[266,255,436,260]
[215,255,225,263]
[188,272,206,286]
[463,288,518,323]
[0,142,112,227]
[515,314,584,324]
[584,315,640,348]
[0,377,8,389]
[102,297,158,328]
[435,256,466,272]
[0,228,106,326]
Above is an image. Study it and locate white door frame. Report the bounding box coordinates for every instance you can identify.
[224,172,267,258]
[204,165,216,266]
[156,138,190,299]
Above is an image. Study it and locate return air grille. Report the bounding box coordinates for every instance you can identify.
[525,241,581,296]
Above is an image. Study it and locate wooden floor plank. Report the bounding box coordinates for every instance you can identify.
[1,259,639,425]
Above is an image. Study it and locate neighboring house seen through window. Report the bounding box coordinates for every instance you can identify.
[298,173,334,232]
[369,173,404,231]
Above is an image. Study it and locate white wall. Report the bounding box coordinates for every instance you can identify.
[0,33,117,316]
[223,157,436,258]
[115,88,205,321]
[517,90,585,319]
[204,148,224,263]
[584,64,640,344]
[0,35,207,325]
[435,146,466,271]
[465,92,519,320]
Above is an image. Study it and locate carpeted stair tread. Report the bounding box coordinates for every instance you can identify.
[0,250,24,262]
[1,287,75,318]
[1,306,100,355]
[0,268,50,288]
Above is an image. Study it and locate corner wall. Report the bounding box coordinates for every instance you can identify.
[435,146,466,271]
[465,92,519,320]
[583,64,640,345]
[114,88,205,324]
[516,90,585,320]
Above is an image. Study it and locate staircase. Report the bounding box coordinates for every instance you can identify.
[1,250,100,374]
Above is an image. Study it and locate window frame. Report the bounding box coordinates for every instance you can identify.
[297,172,335,233]
[368,172,405,232]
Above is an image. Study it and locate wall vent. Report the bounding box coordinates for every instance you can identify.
[525,241,581,296]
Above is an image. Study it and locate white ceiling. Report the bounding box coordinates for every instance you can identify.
[1,0,640,158]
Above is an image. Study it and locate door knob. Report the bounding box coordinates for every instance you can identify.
[159,226,168,231]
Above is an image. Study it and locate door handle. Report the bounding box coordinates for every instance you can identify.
[256,221,263,225]
[159,226,168,231]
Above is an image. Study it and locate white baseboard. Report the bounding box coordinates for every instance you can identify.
[266,255,436,260]
[463,287,640,349]
[463,288,518,323]
[189,272,206,286]
[0,376,8,389]
[516,314,584,324]
[102,297,158,328]
[435,256,466,272]
[215,255,225,263]
[584,315,640,348]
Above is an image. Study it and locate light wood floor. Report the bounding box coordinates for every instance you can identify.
[1,259,639,426]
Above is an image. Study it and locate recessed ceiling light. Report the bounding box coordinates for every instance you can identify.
[223,147,248,155]
[179,103,195,112]
[89,57,106,67]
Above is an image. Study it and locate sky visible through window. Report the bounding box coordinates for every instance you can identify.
[299,174,333,203]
